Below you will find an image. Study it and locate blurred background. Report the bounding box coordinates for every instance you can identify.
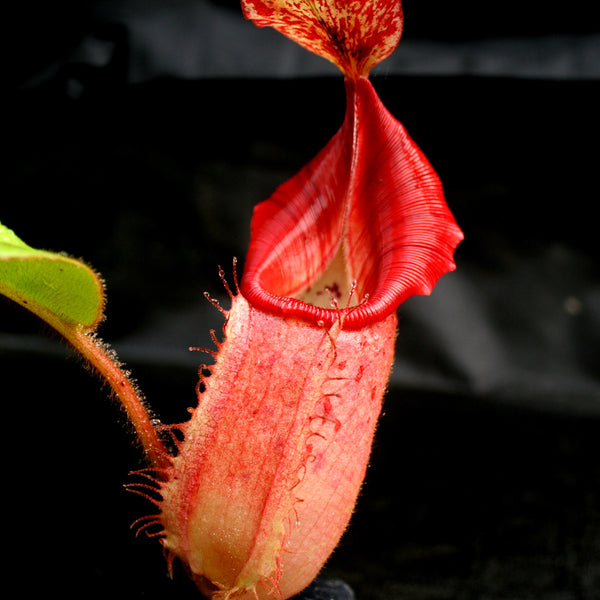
[4,1,600,599]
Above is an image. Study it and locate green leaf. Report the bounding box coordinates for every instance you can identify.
[0,221,105,332]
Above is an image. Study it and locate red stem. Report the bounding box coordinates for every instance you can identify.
[66,328,170,469]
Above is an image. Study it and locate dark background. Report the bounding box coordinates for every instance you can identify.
[4,1,600,599]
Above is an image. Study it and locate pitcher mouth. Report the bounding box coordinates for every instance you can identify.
[240,77,463,330]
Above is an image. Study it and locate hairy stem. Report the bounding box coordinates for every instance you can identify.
[64,327,170,469]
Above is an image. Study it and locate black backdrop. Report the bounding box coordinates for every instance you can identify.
[5,1,600,599]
